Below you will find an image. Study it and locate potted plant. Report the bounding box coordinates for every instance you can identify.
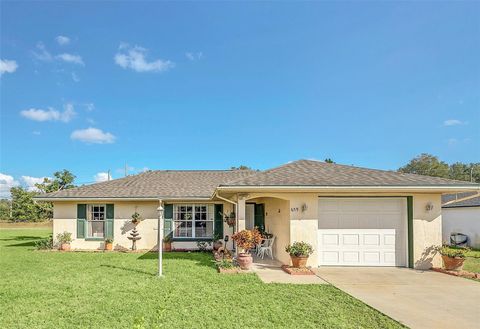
[131,212,142,225]
[285,241,314,268]
[163,235,172,252]
[231,229,262,270]
[223,211,236,227]
[439,246,470,271]
[104,238,113,251]
[57,232,73,251]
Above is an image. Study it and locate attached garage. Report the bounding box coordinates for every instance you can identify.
[318,198,408,267]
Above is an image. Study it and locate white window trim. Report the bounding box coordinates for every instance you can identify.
[86,204,106,238]
[173,204,214,239]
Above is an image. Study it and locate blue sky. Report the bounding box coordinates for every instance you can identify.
[1,2,479,195]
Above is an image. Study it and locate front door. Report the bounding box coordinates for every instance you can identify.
[246,204,255,230]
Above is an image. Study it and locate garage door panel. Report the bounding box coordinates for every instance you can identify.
[318,198,407,267]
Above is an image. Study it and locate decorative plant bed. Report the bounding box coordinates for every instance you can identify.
[281,265,315,275]
[432,267,480,280]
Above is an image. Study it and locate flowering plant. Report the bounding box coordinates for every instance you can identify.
[131,212,142,224]
[231,229,263,254]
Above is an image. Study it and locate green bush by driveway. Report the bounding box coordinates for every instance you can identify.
[0,228,404,328]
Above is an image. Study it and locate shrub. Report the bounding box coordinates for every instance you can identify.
[56,231,73,244]
[216,259,235,269]
[231,229,262,253]
[439,246,470,259]
[35,235,53,250]
[285,241,314,257]
[105,238,113,244]
[196,241,211,252]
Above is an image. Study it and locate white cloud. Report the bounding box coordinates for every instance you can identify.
[71,127,115,144]
[20,103,76,123]
[185,52,203,61]
[55,35,70,45]
[443,119,466,126]
[21,176,48,192]
[0,59,18,75]
[56,53,84,65]
[32,42,53,62]
[32,131,41,135]
[114,44,174,73]
[0,173,19,198]
[94,172,112,182]
[71,72,80,82]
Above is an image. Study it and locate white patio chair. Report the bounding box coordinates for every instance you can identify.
[256,239,267,256]
[258,236,275,259]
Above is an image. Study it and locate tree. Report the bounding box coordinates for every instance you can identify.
[35,169,76,193]
[324,158,335,163]
[0,199,12,221]
[230,165,252,170]
[448,162,471,181]
[398,153,449,178]
[10,187,49,222]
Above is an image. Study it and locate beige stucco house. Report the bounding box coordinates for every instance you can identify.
[35,160,480,269]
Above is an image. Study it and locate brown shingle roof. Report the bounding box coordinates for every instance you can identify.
[221,160,479,187]
[442,192,480,208]
[37,170,256,199]
[36,160,479,200]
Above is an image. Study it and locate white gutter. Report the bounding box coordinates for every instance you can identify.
[212,191,237,206]
[216,185,480,193]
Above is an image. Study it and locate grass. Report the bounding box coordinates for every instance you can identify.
[0,228,404,329]
[464,249,480,273]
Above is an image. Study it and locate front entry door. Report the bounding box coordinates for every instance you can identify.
[246,204,255,230]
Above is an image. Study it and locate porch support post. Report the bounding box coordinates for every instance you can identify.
[237,194,247,232]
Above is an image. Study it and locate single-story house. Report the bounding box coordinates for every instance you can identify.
[442,192,480,248]
[35,159,480,269]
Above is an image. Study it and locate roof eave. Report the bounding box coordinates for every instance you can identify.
[216,185,480,193]
[33,196,213,202]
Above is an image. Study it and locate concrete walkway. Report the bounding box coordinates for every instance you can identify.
[315,267,480,329]
[252,257,327,284]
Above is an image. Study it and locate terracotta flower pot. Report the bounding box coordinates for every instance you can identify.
[105,242,113,251]
[237,253,253,270]
[163,241,172,252]
[442,255,465,271]
[290,255,309,268]
[60,243,71,251]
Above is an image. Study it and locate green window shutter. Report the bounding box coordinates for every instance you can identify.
[254,203,265,232]
[77,204,86,238]
[164,204,173,238]
[105,204,114,239]
[214,204,224,239]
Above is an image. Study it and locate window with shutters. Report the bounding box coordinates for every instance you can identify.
[173,204,214,238]
[87,204,106,238]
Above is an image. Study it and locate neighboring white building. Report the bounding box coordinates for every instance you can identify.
[442,192,480,248]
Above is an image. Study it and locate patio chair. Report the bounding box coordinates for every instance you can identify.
[258,236,275,259]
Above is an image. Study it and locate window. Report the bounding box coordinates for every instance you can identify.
[87,204,105,238]
[173,204,214,238]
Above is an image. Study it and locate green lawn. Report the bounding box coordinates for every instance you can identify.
[0,228,404,329]
[464,249,480,273]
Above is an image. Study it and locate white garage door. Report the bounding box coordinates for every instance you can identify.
[318,198,407,267]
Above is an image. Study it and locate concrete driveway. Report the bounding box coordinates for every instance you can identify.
[315,267,480,329]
